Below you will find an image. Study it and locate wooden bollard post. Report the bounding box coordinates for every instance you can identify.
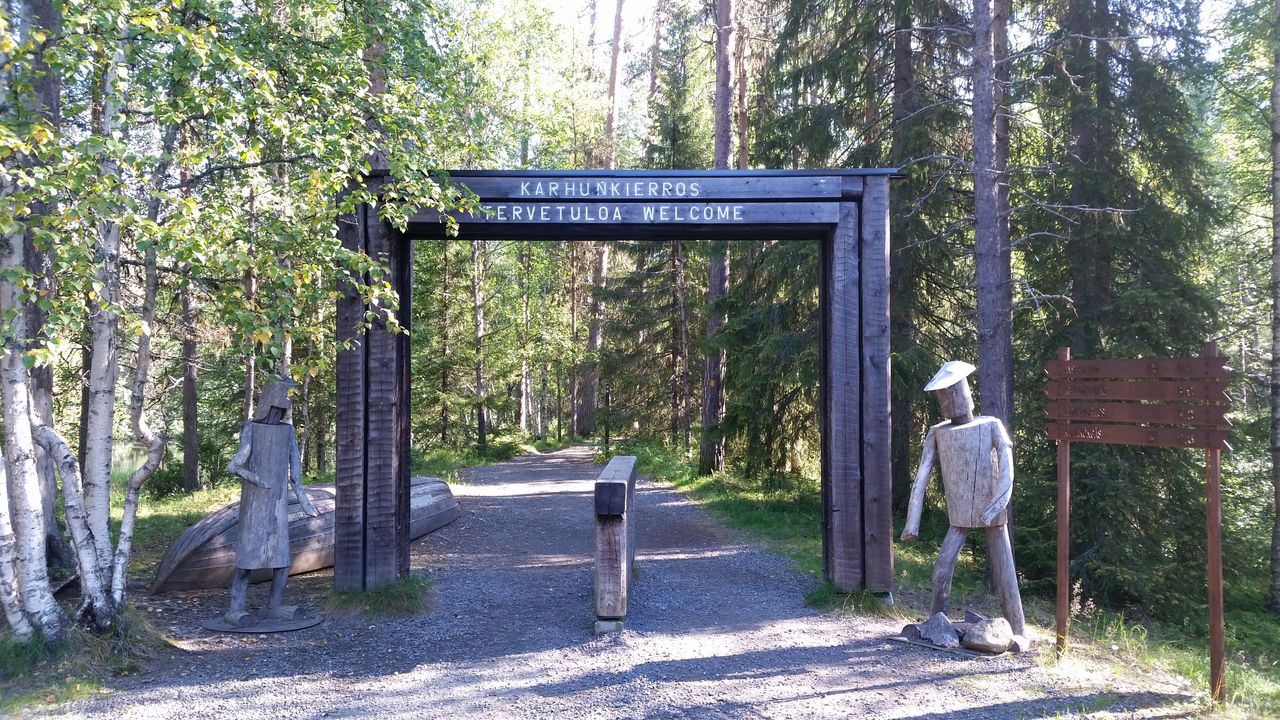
[595,456,637,634]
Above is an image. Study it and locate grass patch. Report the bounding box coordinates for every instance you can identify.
[610,435,1280,717]
[805,583,904,618]
[323,573,434,618]
[1,605,169,715]
[413,431,574,484]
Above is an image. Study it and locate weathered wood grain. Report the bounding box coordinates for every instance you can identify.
[1045,356,1229,379]
[859,179,893,593]
[1204,342,1226,702]
[824,203,863,592]
[1044,379,1229,403]
[412,202,841,226]
[393,231,413,577]
[1044,422,1230,450]
[595,456,637,622]
[364,214,403,590]
[1044,401,1229,427]
[334,206,366,592]
[449,175,843,201]
[1055,348,1071,655]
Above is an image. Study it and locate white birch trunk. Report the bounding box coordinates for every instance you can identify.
[0,461,35,641]
[0,202,63,643]
[82,42,127,581]
[31,426,112,630]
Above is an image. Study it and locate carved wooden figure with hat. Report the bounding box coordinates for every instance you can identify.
[902,360,1029,650]
[217,376,320,630]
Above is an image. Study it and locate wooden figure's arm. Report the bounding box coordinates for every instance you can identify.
[982,419,1015,525]
[290,431,319,517]
[226,422,266,488]
[901,426,938,542]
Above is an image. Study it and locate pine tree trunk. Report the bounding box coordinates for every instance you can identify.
[699,0,734,474]
[441,241,451,445]
[735,6,748,169]
[580,244,609,435]
[973,0,1012,428]
[603,0,625,169]
[889,0,916,513]
[471,239,487,448]
[675,242,692,456]
[519,246,531,433]
[1270,0,1280,616]
[182,272,200,491]
[570,244,580,438]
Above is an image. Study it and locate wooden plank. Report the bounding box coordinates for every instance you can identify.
[1043,379,1229,403]
[333,206,366,592]
[1044,401,1229,428]
[1044,422,1230,450]
[1055,349,1072,656]
[412,201,840,226]
[393,230,413,577]
[1204,341,1226,702]
[825,202,863,592]
[818,224,833,582]
[363,213,402,590]
[595,456,637,621]
[1045,357,1228,379]
[858,180,893,594]
[449,175,843,201]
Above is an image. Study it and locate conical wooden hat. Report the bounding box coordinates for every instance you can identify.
[923,360,975,392]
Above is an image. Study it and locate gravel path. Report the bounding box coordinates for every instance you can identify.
[47,446,1199,719]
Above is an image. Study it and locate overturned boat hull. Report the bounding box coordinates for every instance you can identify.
[150,476,460,592]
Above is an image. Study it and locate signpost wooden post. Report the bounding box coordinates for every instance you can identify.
[1046,343,1230,702]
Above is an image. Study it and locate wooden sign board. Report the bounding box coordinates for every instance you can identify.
[1045,357,1228,379]
[451,175,845,201]
[412,201,840,226]
[1044,422,1230,450]
[1044,400,1228,427]
[1043,379,1228,403]
[1046,345,1230,703]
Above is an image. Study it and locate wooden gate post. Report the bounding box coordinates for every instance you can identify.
[821,201,862,592]
[334,200,412,592]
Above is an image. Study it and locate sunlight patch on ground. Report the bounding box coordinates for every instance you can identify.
[455,480,595,497]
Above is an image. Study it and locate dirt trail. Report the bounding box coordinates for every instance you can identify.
[51,446,1197,719]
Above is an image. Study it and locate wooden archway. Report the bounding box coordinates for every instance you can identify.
[333,169,895,595]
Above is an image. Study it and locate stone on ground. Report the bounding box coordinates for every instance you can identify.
[918,612,961,648]
[962,617,1013,654]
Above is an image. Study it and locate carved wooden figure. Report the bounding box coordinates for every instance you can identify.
[223,378,318,628]
[902,361,1027,644]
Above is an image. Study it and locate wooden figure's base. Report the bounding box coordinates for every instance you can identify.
[202,613,323,634]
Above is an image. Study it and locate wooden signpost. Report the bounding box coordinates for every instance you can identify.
[1046,344,1230,701]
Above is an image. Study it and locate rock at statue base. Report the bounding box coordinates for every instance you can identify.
[918,612,961,648]
[1009,634,1032,653]
[961,617,1013,653]
[963,609,988,625]
[900,622,922,641]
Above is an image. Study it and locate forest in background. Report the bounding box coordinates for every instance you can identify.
[1,0,1279,671]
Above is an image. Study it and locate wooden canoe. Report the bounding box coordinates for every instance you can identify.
[150,476,460,592]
